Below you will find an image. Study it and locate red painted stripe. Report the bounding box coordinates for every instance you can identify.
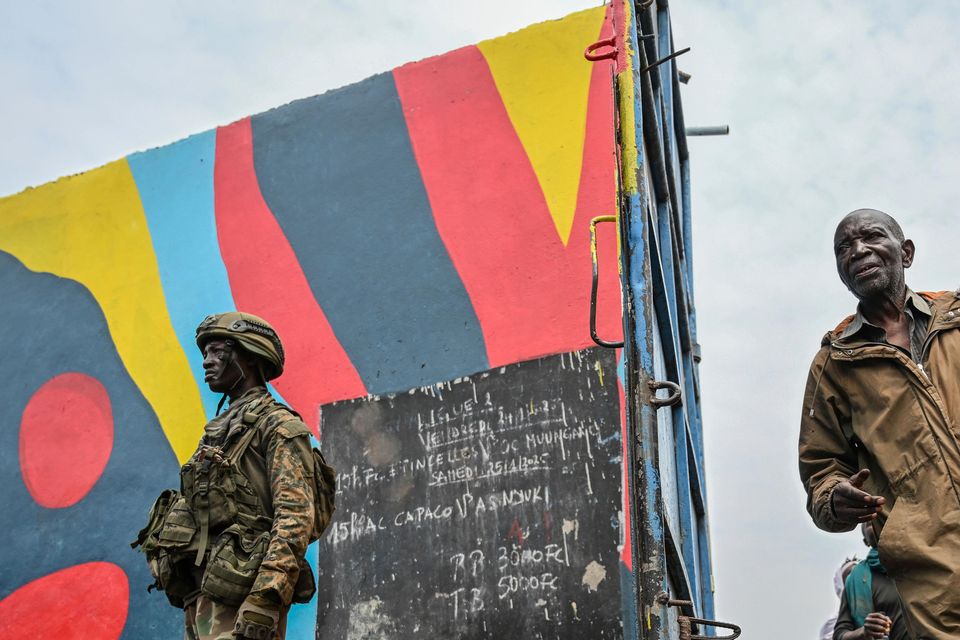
[0,562,128,639]
[394,33,621,369]
[214,119,366,436]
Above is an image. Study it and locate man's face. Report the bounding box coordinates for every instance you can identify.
[834,211,913,301]
[202,339,242,393]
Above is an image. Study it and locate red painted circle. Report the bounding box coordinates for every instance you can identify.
[19,373,114,508]
[0,562,128,639]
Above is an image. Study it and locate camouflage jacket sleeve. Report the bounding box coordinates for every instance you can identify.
[250,413,315,605]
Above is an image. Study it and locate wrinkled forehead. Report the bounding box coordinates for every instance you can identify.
[833,209,899,244]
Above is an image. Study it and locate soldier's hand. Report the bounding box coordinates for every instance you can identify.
[831,469,886,525]
[863,612,892,639]
[234,594,280,640]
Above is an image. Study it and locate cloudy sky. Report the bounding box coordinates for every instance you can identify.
[2,1,957,638]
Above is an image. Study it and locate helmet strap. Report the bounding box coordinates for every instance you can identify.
[221,342,247,408]
[216,393,228,416]
[229,355,246,393]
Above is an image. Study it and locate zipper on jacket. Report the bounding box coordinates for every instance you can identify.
[835,339,960,509]
[920,325,941,365]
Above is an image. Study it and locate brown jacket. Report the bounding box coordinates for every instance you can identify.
[799,289,960,640]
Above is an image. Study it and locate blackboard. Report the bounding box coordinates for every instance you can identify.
[316,348,624,639]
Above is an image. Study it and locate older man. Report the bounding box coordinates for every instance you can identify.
[799,209,960,640]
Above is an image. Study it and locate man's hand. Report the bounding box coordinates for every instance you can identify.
[831,469,886,525]
[863,612,893,639]
[234,594,280,640]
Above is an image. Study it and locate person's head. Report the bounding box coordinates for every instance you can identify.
[834,209,915,303]
[861,522,878,549]
[195,312,285,398]
[834,558,859,597]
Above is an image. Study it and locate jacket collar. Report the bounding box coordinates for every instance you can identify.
[823,288,960,349]
[836,288,931,343]
[925,288,960,332]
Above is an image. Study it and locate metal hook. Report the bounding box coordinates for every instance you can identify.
[648,379,682,408]
[589,215,624,349]
[659,597,742,640]
[680,616,742,640]
[584,36,618,62]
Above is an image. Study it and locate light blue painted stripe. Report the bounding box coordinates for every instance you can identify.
[128,131,236,419]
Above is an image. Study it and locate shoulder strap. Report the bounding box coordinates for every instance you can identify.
[224,394,281,464]
[226,425,260,465]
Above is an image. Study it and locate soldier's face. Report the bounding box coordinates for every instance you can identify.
[202,339,242,393]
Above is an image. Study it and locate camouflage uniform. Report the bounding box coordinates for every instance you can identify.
[182,385,315,640]
[183,594,286,640]
[132,313,325,639]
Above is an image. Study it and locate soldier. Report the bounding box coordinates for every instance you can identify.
[135,312,333,640]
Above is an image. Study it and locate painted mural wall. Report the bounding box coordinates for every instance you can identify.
[0,3,631,638]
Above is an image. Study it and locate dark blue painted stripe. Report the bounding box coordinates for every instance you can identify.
[0,250,180,638]
[250,73,488,393]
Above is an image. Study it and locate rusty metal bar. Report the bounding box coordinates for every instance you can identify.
[639,47,690,75]
[589,215,624,349]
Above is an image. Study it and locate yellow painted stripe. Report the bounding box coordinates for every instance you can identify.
[617,0,639,195]
[478,6,606,245]
[0,160,205,462]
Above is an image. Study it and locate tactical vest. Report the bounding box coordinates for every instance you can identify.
[133,395,337,608]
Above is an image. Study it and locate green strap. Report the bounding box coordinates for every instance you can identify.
[844,554,876,626]
[195,492,209,566]
[227,421,261,466]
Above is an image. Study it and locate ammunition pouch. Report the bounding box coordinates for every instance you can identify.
[182,460,238,534]
[200,524,270,607]
[132,490,200,608]
[180,423,263,567]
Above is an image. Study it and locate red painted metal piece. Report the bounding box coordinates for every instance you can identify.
[584,36,618,62]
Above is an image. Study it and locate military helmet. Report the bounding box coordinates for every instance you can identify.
[195,312,285,380]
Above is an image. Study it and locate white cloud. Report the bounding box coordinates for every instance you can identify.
[0,0,597,194]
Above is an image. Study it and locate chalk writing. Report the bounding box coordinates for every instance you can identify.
[316,348,624,639]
